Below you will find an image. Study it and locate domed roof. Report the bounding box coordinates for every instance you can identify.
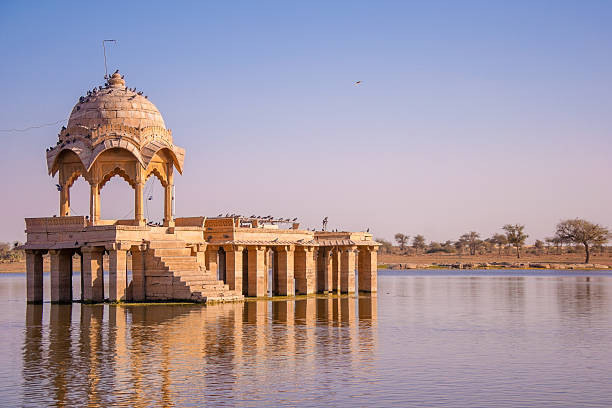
[67,71,165,129]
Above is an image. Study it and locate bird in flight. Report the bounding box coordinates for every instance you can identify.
[354,81,362,85]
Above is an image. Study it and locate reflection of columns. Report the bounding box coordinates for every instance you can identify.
[23,304,44,400]
[247,246,266,297]
[82,246,104,302]
[49,304,73,406]
[332,248,341,293]
[134,180,144,225]
[59,182,70,217]
[130,245,146,301]
[26,250,44,303]
[317,247,333,293]
[294,246,316,295]
[50,249,73,303]
[275,245,295,296]
[358,246,378,292]
[224,245,244,293]
[358,294,378,321]
[341,246,357,293]
[107,243,128,302]
[205,245,218,276]
[163,164,174,227]
[89,183,100,225]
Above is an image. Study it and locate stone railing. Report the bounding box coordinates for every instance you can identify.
[25,216,87,232]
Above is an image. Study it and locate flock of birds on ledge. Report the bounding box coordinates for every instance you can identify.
[218,214,298,223]
[46,71,150,153]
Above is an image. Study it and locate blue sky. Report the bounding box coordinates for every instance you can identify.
[1,1,611,243]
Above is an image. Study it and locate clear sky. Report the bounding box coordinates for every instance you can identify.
[1,1,611,244]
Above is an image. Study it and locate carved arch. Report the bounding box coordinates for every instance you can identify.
[99,167,137,190]
[142,143,184,174]
[87,139,145,171]
[145,165,168,187]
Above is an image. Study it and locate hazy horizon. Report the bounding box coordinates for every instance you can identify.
[1,1,611,244]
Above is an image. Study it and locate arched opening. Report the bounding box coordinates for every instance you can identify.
[218,247,226,282]
[99,173,135,221]
[68,176,90,219]
[242,250,249,296]
[143,171,165,225]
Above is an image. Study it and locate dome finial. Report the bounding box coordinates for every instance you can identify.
[108,70,125,88]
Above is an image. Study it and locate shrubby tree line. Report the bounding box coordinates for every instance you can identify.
[379,218,610,263]
[0,242,24,262]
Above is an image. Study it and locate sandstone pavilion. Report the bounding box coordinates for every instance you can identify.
[23,71,380,303]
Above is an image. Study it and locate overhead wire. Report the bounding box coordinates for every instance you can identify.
[0,118,67,133]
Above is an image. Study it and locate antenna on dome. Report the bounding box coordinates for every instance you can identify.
[102,39,117,79]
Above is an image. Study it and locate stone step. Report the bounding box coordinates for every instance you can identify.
[153,248,192,256]
[147,240,186,249]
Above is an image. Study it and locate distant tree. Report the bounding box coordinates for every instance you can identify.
[459,231,482,256]
[503,224,529,259]
[534,240,543,249]
[412,235,426,253]
[545,236,564,255]
[555,219,610,263]
[394,233,410,250]
[442,240,455,253]
[375,238,393,254]
[489,234,508,256]
[453,240,465,255]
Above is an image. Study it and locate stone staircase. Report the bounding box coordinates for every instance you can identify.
[144,237,243,302]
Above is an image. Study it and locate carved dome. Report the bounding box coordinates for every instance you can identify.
[67,71,166,130]
[46,70,185,176]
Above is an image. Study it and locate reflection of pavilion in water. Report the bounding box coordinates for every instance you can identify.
[23,296,377,406]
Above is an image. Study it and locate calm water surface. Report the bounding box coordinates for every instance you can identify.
[1,270,612,407]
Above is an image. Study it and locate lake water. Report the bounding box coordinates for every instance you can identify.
[1,269,612,407]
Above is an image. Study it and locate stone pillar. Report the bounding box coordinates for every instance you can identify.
[130,245,147,301]
[163,165,174,227]
[205,246,218,276]
[107,243,128,302]
[332,248,341,293]
[340,246,357,293]
[275,245,295,296]
[358,246,378,293]
[89,183,100,225]
[26,250,44,303]
[82,246,104,302]
[134,180,144,225]
[294,246,316,295]
[316,247,333,293]
[50,249,73,303]
[59,182,70,217]
[224,245,244,293]
[247,246,266,297]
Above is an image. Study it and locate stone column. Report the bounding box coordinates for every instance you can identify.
[50,249,73,303]
[107,243,128,302]
[358,246,378,292]
[331,248,341,293]
[340,246,357,293]
[59,182,70,217]
[224,245,244,293]
[82,246,104,302]
[163,165,174,227]
[316,247,333,293]
[247,246,266,297]
[26,250,44,303]
[275,245,295,296]
[134,180,144,225]
[205,245,219,276]
[294,246,315,295]
[130,244,147,301]
[89,183,100,225]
